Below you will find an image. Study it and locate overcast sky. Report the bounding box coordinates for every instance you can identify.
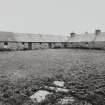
[0,0,104,35]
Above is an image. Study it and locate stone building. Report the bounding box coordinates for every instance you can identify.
[0,31,67,50]
[67,30,105,50]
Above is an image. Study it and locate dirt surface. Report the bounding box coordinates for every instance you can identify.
[0,49,105,80]
[0,49,105,105]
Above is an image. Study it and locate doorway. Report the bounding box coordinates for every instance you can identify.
[28,42,32,50]
[49,43,52,48]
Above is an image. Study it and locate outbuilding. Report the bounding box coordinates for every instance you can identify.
[67,30,105,50]
[0,31,67,50]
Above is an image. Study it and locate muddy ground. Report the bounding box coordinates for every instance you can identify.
[0,49,105,105]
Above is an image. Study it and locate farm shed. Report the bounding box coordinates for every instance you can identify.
[67,30,105,50]
[0,31,68,50]
[0,31,18,50]
[67,32,95,49]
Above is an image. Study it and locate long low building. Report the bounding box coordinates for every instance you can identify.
[1,30,105,51]
[0,31,68,50]
[67,30,105,50]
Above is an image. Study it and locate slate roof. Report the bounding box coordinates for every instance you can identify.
[0,31,68,42]
[14,33,68,42]
[0,31,15,41]
[69,33,96,42]
[1,31,105,43]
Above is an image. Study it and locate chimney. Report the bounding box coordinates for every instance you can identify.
[95,29,101,35]
[70,32,75,37]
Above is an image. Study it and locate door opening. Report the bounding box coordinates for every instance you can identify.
[28,42,32,50]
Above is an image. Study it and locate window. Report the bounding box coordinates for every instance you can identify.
[85,42,88,46]
[4,42,8,45]
[22,42,25,45]
[4,42,8,49]
[85,42,88,44]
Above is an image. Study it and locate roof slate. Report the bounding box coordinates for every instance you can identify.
[0,31,16,41]
[1,31,105,43]
[0,32,68,42]
[69,33,96,42]
[15,33,68,42]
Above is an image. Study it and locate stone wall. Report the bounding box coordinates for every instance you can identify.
[0,42,66,50]
[66,41,105,50]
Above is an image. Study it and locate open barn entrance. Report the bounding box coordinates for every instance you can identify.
[28,42,32,50]
[48,43,52,48]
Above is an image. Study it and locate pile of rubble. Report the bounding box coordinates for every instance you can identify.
[29,81,92,105]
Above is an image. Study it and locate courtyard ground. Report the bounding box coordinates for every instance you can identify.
[0,49,105,105]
